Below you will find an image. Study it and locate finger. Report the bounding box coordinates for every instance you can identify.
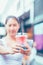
[25,49,30,52]
[16,45,22,47]
[25,50,31,55]
[12,48,19,53]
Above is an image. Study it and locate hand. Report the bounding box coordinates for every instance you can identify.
[15,44,31,55]
[0,46,14,55]
[23,48,31,55]
[11,45,21,53]
[19,46,31,55]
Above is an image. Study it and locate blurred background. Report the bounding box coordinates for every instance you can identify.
[0,0,43,65]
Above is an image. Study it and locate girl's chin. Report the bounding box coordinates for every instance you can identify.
[10,34,16,37]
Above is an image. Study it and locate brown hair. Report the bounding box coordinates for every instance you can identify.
[5,16,20,24]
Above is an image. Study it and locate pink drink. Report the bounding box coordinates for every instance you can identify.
[16,33,27,44]
[16,33,28,50]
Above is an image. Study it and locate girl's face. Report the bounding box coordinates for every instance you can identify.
[5,18,20,37]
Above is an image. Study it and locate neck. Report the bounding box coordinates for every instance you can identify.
[7,34,16,41]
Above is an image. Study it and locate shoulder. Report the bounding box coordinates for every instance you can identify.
[0,37,6,45]
[1,37,6,41]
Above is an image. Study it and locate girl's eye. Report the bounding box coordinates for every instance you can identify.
[9,24,11,27]
[13,24,16,26]
[8,24,17,27]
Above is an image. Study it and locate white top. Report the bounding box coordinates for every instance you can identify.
[0,38,23,65]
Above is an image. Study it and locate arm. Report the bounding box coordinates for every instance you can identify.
[19,42,31,55]
[0,39,20,55]
[23,42,31,55]
[21,43,31,65]
[0,45,14,55]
